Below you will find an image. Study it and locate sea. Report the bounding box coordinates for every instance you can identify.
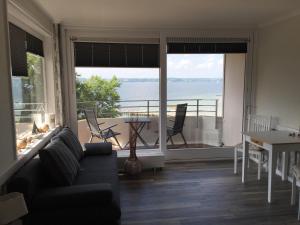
[12,77,224,116]
[117,78,223,116]
[117,78,223,101]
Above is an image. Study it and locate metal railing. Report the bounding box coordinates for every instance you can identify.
[13,102,45,122]
[77,98,220,128]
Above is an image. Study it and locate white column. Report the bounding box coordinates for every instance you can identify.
[159,35,167,154]
[0,0,17,178]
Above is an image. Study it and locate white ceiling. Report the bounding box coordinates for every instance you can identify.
[31,0,300,29]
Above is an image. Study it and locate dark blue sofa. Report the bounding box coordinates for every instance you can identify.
[8,128,121,225]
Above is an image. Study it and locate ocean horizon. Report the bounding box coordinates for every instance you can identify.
[116,77,223,101]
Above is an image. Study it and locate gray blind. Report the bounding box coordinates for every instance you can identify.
[74,42,160,68]
[167,42,247,54]
[9,24,27,76]
[9,23,44,77]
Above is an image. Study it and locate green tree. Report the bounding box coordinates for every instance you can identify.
[76,75,121,118]
[18,53,44,122]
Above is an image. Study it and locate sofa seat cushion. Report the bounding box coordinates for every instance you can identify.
[74,152,120,206]
[39,139,80,186]
[54,127,84,161]
[79,151,117,173]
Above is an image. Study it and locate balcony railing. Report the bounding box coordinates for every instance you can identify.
[77,98,221,128]
[13,102,45,122]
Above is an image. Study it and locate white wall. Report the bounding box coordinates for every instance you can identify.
[255,15,300,129]
[223,54,245,146]
[0,0,56,185]
[0,0,16,182]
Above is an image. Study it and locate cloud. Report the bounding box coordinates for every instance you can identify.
[174,59,192,69]
[167,54,224,78]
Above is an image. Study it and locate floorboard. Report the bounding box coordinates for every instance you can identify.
[120,161,298,225]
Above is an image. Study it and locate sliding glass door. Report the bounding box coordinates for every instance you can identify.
[166,53,224,150]
[164,41,247,155]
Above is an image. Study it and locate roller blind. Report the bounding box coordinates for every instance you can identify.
[167,42,247,54]
[74,42,160,68]
[9,23,44,77]
[26,33,44,57]
[9,24,27,76]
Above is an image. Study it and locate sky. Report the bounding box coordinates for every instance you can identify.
[75,54,224,79]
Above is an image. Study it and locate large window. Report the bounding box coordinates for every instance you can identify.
[75,67,160,150]
[74,42,160,150]
[9,23,56,155]
[12,53,46,154]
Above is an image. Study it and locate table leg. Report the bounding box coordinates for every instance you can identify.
[242,137,249,183]
[268,148,276,203]
[124,123,142,148]
[282,152,289,181]
[135,123,149,147]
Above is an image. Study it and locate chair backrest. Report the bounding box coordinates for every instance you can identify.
[84,109,101,135]
[246,114,273,132]
[173,103,188,133]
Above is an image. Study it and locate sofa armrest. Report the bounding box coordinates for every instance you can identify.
[83,142,112,156]
[32,183,112,210]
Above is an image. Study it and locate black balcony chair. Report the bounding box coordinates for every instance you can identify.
[84,109,122,149]
[155,103,188,146]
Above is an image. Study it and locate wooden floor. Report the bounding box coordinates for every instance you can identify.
[120,161,298,225]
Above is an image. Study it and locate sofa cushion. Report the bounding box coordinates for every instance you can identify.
[54,127,84,161]
[39,139,80,186]
[74,152,120,207]
[7,158,45,208]
[83,142,112,156]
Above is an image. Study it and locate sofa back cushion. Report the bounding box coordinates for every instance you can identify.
[39,139,80,186]
[54,127,84,161]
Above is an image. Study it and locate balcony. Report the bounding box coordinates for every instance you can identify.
[77,98,223,150]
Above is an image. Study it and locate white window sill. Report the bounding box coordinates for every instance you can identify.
[17,127,59,159]
[0,127,60,186]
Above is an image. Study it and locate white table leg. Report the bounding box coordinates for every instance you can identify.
[258,152,262,181]
[291,176,297,205]
[234,148,238,174]
[242,137,249,183]
[268,147,276,203]
[282,152,289,181]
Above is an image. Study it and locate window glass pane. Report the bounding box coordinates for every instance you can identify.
[12,52,46,154]
[166,54,224,150]
[75,67,160,151]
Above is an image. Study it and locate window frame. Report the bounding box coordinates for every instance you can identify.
[8,10,57,157]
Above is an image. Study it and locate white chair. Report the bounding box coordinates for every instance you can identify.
[291,165,300,220]
[234,114,273,180]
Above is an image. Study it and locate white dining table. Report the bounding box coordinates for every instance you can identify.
[242,130,300,203]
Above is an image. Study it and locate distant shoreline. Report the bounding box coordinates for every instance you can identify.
[77,77,223,82]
